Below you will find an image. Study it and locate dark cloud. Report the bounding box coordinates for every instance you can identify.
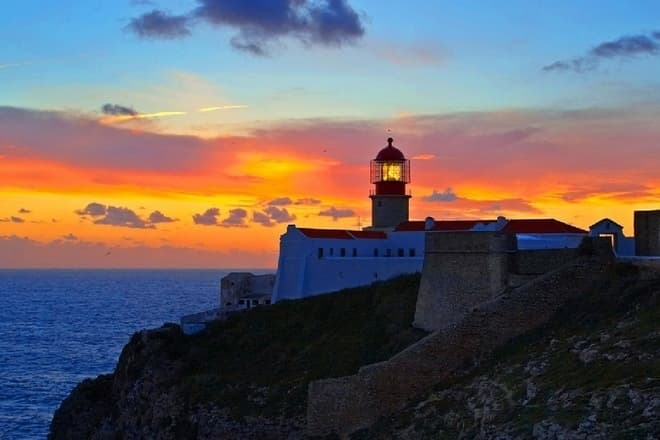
[265,206,296,223]
[94,206,153,229]
[75,202,107,217]
[18,208,31,214]
[148,210,177,223]
[221,208,248,227]
[1,216,25,223]
[543,31,660,72]
[294,197,321,205]
[542,59,596,73]
[62,233,78,241]
[128,0,365,55]
[422,188,458,202]
[126,10,191,39]
[101,103,138,116]
[318,206,354,221]
[230,38,269,56]
[193,207,221,225]
[252,206,296,226]
[592,34,659,58]
[75,203,174,228]
[267,197,292,206]
[252,211,273,227]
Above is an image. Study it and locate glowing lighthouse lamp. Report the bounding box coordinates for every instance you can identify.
[369,137,411,229]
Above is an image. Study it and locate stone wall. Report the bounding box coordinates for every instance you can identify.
[413,232,516,332]
[220,273,275,309]
[306,253,612,437]
[635,209,660,256]
[512,248,578,275]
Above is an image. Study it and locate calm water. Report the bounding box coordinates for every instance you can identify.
[0,269,270,440]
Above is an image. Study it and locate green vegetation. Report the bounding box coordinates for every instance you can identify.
[168,273,426,417]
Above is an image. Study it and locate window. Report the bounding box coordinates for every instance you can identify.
[225,302,232,306]
[318,247,324,258]
[340,248,346,257]
[330,248,334,256]
[352,248,357,257]
[397,248,404,257]
[238,300,245,305]
[374,248,379,257]
[252,299,259,305]
[386,248,392,257]
[409,248,416,257]
[265,299,271,305]
[377,200,382,207]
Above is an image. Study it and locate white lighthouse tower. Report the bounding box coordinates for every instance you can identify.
[369,137,411,229]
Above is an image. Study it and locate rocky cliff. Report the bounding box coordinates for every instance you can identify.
[49,274,425,440]
[49,264,660,439]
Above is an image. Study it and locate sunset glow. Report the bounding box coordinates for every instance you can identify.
[2,2,659,268]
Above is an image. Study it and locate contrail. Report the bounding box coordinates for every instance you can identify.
[198,105,248,112]
[99,111,187,125]
[1,52,101,71]
[0,61,35,70]
[98,104,248,125]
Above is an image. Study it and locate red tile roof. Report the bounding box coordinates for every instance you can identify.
[502,219,587,234]
[395,220,495,231]
[349,230,387,239]
[297,228,386,239]
[297,218,586,239]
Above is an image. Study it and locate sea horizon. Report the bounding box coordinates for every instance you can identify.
[0,268,271,439]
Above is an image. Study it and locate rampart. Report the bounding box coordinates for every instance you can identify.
[512,248,577,275]
[413,232,515,331]
[635,209,660,256]
[306,237,612,437]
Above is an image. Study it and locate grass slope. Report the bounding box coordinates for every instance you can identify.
[169,273,426,417]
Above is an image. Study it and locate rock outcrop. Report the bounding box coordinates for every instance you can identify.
[50,324,305,440]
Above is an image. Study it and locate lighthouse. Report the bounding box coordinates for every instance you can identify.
[369,137,411,229]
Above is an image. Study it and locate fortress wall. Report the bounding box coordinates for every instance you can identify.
[307,254,611,438]
[413,232,516,332]
[512,248,578,275]
[635,210,660,256]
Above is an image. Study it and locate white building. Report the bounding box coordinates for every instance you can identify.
[272,138,588,303]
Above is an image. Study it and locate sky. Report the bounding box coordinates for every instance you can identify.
[1,0,659,268]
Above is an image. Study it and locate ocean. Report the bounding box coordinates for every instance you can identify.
[0,269,270,440]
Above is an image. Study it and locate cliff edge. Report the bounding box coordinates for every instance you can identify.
[49,274,425,440]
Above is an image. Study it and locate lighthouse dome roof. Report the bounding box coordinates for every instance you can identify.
[375,137,405,160]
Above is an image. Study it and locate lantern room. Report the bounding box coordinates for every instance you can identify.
[370,137,410,196]
[368,138,412,230]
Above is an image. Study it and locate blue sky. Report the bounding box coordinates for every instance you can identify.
[3,0,660,123]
